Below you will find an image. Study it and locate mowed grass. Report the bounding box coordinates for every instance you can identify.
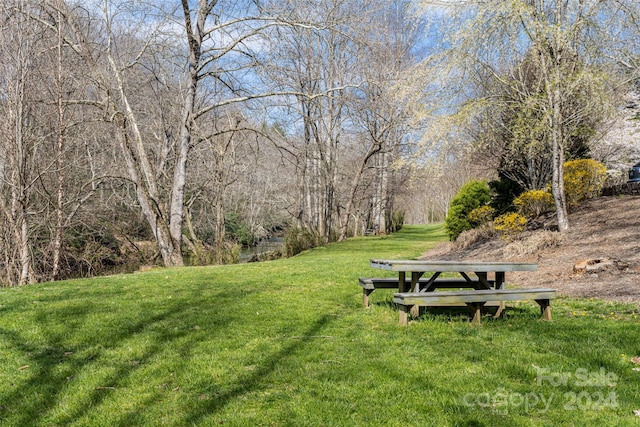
[0,224,639,426]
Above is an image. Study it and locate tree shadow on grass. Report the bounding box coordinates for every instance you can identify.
[0,284,336,426]
[0,286,249,426]
[177,314,334,426]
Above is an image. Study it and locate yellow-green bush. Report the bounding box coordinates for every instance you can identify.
[564,159,606,207]
[494,212,527,241]
[467,205,495,226]
[513,189,555,219]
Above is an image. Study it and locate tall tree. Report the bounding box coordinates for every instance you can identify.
[0,1,111,284]
[264,0,427,242]
[0,1,41,284]
[470,52,611,194]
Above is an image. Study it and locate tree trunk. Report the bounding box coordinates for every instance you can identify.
[8,64,35,285]
[213,167,226,264]
[104,6,186,267]
[115,119,182,267]
[376,151,390,235]
[547,39,570,232]
[338,144,382,241]
[551,98,569,232]
[52,7,65,280]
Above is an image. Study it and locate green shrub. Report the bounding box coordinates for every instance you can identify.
[513,189,555,219]
[563,159,607,207]
[225,212,257,246]
[444,180,491,241]
[494,212,527,241]
[284,227,319,257]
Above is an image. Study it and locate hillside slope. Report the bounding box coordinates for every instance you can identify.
[421,195,640,303]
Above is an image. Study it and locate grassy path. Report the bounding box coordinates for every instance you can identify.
[0,225,639,426]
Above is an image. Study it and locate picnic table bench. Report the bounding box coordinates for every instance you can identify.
[358,277,495,308]
[394,288,556,325]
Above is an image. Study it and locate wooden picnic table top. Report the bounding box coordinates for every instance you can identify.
[369,259,538,273]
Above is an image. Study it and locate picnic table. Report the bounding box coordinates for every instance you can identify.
[362,259,555,325]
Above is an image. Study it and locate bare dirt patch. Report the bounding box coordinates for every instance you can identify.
[421,195,640,303]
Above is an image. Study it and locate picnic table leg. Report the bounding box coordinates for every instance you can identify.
[363,289,374,308]
[399,271,408,292]
[409,271,424,316]
[421,272,442,292]
[467,302,485,325]
[410,304,420,318]
[475,272,491,289]
[398,304,409,326]
[411,271,425,292]
[493,272,506,318]
[494,272,505,289]
[536,299,552,321]
[396,271,420,317]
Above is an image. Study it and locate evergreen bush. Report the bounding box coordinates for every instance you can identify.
[444,180,491,241]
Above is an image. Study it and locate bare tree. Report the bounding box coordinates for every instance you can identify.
[259,1,336,242]
[340,0,429,239]
[59,0,251,267]
[40,0,108,280]
[0,2,41,284]
[188,111,254,263]
[0,1,112,284]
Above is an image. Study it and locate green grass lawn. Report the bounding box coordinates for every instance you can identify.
[1,224,639,426]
